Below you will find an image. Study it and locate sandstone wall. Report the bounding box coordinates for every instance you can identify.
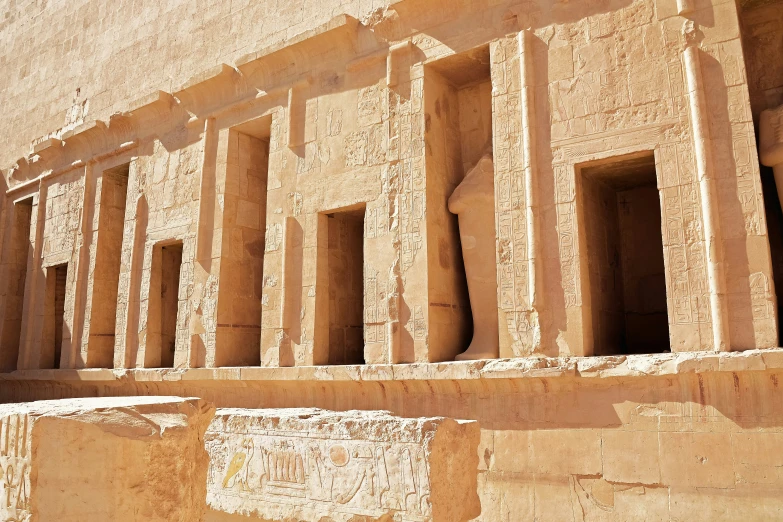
[2,0,779,370]
[2,351,783,520]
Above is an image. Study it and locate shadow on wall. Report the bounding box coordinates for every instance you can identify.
[701,49,776,349]
[760,162,783,339]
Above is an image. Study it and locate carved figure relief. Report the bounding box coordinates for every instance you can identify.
[208,431,432,520]
[448,151,500,360]
[0,415,31,522]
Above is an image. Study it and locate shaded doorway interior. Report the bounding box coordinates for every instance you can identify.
[159,243,182,368]
[579,151,670,355]
[43,263,68,369]
[88,162,130,368]
[326,205,365,365]
[0,198,33,370]
[147,241,183,368]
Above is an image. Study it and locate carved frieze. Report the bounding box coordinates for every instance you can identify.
[205,408,480,522]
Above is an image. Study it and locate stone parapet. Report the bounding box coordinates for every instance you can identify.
[1,348,781,385]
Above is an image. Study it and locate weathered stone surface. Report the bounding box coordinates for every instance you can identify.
[2,0,783,519]
[205,408,480,522]
[0,396,213,522]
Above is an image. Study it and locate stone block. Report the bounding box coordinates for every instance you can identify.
[0,396,214,522]
[204,408,480,521]
[603,429,661,485]
[659,432,735,488]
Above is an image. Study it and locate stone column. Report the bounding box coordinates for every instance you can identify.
[682,21,730,352]
[490,32,544,357]
[68,161,95,369]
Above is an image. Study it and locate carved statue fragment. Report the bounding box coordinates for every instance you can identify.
[448,151,500,360]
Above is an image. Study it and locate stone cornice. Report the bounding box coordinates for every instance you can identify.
[3,14,369,192]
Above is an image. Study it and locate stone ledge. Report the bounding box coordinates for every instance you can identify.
[2,349,782,383]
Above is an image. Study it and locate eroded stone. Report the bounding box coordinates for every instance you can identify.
[0,396,213,522]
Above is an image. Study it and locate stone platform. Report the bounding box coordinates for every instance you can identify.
[1,350,783,520]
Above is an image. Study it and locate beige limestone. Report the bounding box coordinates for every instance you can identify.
[205,408,480,522]
[0,396,214,522]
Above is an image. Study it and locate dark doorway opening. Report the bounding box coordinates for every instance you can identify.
[326,206,365,365]
[579,151,670,355]
[159,243,182,368]
[43,263,68,368]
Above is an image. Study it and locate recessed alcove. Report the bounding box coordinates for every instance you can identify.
[579,151,670,355]
[424,44,493,360]
[215,115,272,367]
[325,205,365,365]
[148,241,183,368]
[43,263,68,369]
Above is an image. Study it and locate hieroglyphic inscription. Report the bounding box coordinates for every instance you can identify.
[0,415,30,522]
[557,200,580,309]
[750,272,772,321]
[492,35,537,353]
[206,414,433,521]
[364,269,388,345]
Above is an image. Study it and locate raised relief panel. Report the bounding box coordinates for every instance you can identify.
[0,414,31,522]
[205,408,480,522]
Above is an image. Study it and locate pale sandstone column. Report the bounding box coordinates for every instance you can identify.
[682,21,730,352]
[490,33,543,357]
[450,153,500,360]
[68,161,95,369]
[519,29,543,351]
[205,408,480,522]
[190,116,218,368]
[0,396,213,522]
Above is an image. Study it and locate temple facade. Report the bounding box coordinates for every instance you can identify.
[1,0,783,519]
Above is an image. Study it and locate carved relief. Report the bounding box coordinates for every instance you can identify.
[205,409,480,522]
[0,415,30,522]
